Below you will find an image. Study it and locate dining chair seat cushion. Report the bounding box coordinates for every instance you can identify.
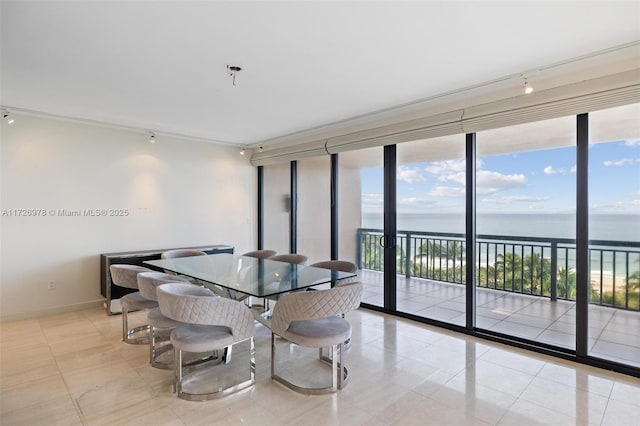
[148,307,181,329]
[121,291,159,311]
[138,272,191,301]
[283,317,352,348]
[171,324,234,353]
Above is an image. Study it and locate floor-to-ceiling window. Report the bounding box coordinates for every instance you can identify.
[588,103,640,367]
[258,103,639,375]
[475,116,577,349]
[297,156,331,264]
[339,146,384,307]
[263,163,290,254]
[395,135,466,325]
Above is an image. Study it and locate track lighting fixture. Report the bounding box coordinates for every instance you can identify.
[148,131,156,143]
[523,79,533,94]
[2,110,14,124]
[227,65,242,86]
[239,147,245,155]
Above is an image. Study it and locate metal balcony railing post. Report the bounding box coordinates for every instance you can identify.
[550,242,558,301]
[356,229,362,269]
[405,233,411,278]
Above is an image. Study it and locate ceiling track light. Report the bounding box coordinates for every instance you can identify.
[148,131,156,143]
[227,65,242,86]
[2,109,14,124]
[239,147,246,155]
[520,70,538,95]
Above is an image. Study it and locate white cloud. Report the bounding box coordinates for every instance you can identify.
[603,158,640,167]
[544,165,564,175]
[624,139,640,147]
[425,159,467,175]
[429,186,465,198]
[632,200,640,206]
[570,165,577,173]
[476,170,526,195]
[397,166,426,183]
[425,159,486,174]
[438,171,465,185]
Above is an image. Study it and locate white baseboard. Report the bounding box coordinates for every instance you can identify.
[0,299,106,322]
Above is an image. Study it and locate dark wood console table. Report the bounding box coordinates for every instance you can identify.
[100,244,234,314]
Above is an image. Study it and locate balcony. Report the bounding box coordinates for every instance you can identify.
[357,228,640,368]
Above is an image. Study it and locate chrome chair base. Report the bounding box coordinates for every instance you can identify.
[150,327,173,369]
[123,313,150,345]
[271,335,348,395]
[174,338,255,401]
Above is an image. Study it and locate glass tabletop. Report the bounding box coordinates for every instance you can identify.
[144,253,356,298]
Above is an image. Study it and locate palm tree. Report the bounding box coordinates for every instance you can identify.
[557,267,577,299]
[496,252,523,291]
[523,252,551,295]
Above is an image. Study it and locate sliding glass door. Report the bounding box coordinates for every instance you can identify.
[475,116,577,349]
[395,135,466,325]
[339,146,384,308]
[588,103,640,367]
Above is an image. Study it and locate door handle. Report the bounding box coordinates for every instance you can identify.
[379,235,397,249]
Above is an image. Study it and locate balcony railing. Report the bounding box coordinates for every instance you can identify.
[357,228,640,311]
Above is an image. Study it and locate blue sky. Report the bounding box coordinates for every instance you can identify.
[362,139,640,215]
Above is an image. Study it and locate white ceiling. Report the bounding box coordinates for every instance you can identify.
[1,1,639,146]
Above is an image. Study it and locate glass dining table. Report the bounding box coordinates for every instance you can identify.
[144,253,357,326]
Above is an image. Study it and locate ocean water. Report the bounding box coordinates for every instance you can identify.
[362,213,640,242]
[362,213,640,274]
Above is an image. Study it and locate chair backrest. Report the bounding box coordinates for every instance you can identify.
[269,253,309,265]
[110,264,152,289]
[137,271,190,301]
[271,282,362,336]
[161,249,208,259]
[310,260,358,274]
[309,260,358,286]
[242,249,277,260]
[157,283,255,341]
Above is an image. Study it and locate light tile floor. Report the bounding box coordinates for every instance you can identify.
[359,270,640,368]
[1,305,639,425]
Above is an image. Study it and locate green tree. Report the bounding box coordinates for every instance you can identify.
[496,252,523,291]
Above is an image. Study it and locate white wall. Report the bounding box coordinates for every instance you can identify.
[0,114,256,321]
[297,156,331,264]
[262,162,290,254]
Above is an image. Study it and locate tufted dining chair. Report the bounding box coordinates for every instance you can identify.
[161,249,208,259]
[268,253,308,265]
[109,264,156,344]
[137,271,192,369]
[270,281,362,394]
[309,260,358,288]
[262,253,309,311]
[157,283,256,401]
[242,249,277,259]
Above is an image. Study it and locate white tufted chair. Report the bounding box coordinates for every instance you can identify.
[160,249,208,259]
[270,281,362,394]
[109,264,156,344]
[242,249,277,259]
[262,253,309,310]
[268,253,308,265]
[309,260,359,352]
[137,272,192,369]
[157,283,256,401]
